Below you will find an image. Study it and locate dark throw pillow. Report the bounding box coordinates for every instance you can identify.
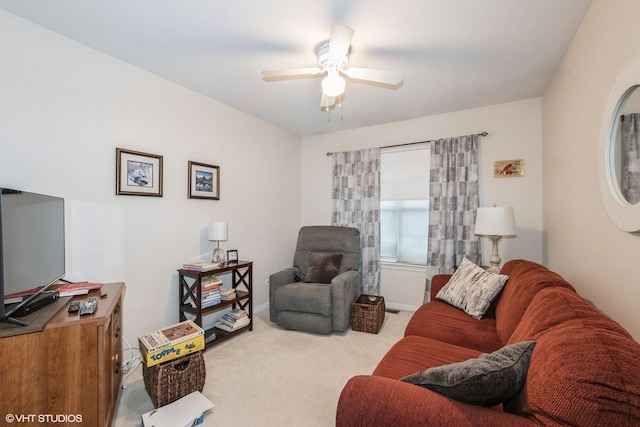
[302,253,343,284]
[436,257,509,319]
[400,341,536,406]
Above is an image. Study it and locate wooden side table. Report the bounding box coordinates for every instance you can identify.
[178,261,253,348]
[351,295,385,334]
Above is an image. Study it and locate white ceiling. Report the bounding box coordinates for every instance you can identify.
[0,0,592,137]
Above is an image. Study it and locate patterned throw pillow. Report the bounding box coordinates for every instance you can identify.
[436,257,509,319]
[400,341,536,406]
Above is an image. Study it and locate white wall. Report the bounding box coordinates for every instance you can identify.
[0,11,302,344]
[542,0,640,341]
[301,98,543,310]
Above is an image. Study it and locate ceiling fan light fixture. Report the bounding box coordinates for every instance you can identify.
[322,69,346,97]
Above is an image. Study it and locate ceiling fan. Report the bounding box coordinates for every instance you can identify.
[261,25,403,110]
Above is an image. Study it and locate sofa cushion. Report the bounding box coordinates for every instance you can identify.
[495,259,574,343]
[373,336,482,380]
[400,341,536,407]
[436,257,509,319]
[338,375,535,427]
[509,286,631,344]
[404,299,503,353]
[505,319,640,425]
[302,252,342,284]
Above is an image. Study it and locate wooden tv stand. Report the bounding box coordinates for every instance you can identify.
[0,282,125,427]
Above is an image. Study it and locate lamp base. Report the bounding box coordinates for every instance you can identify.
[487,235,502,274]
[211,247,225,265]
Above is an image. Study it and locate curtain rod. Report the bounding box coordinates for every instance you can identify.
[325,131,488,156]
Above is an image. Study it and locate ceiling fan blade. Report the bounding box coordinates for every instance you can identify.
[320,92,336,109]
[344,67,403,86]
[329,25,354,58]
[261,67,324,80]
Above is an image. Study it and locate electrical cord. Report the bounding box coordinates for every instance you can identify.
[121,335,143,379]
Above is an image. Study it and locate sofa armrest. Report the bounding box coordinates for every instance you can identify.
[337,375,535,427]
[269,268,296,322]
[331,270,361,332]
[430,274,452,301]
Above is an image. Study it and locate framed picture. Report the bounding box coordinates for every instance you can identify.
[116,148,163,196]
[226,250,238,263]
[493,159,525,178]
[188,161,220,200]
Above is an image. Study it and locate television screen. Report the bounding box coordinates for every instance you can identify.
[1,188,65,324]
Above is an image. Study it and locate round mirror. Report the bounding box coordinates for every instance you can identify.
[611,85,640,205]
[598,59,640,232]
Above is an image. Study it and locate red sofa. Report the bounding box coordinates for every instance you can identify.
[336,260,640,426]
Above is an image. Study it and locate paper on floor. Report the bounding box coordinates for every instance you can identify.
[141,391,214,427]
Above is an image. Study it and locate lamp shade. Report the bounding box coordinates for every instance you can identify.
[208,221,228,241]
[474,207,516,236]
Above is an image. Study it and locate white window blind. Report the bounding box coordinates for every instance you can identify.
[380,145,430,265]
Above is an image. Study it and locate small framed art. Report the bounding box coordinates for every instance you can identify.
[226,250,238,263]
[116,148,163,196]
[493,159,525,178]
[188,161,220,200]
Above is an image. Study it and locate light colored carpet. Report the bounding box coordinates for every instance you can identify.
[115,308,412,426]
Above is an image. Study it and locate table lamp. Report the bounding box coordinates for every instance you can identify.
[208,221,228,265]
[474,207,516,273]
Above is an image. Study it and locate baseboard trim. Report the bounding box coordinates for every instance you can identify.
[384,302,418,313]
[255,301,417,316]
[254,302,269,313]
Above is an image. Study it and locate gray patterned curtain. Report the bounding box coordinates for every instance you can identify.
[424,134,481,302]
[621,114,640,204]
[331,148,381,296]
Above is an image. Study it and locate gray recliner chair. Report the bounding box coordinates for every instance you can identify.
[269,225,361,334]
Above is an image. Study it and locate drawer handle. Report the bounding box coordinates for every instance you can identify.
[115,361,121,375]
[114,303,121,314]
[115,327,121,339]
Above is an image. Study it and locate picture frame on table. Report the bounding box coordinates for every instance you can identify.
[226,250,238,263]
[116,148,163,197]
[188,161,220,200]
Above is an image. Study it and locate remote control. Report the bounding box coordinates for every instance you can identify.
[67,301,81,314]
[79,297,98,316]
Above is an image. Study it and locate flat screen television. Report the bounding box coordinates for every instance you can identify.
[0,187,65,326]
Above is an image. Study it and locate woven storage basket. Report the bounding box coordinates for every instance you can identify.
[143,351,206,408]
[351,295,385,334]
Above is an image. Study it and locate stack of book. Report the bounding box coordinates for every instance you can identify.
[56,282,103,297]
[201,291,220,308]
[182,261,219,272]
[219,287,236,301]
[214,309,250,332]
[200,274,222,308]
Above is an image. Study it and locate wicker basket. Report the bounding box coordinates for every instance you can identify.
[351,295,385,334]
[143,351,206,408]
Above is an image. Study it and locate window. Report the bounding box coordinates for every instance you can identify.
[381,200,429,263]
[380,145,430,265]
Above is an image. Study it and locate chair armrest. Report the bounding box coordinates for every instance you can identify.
[430,274,452,301]
[269,268,296,288]
[331,270,359,288]
[269,268,296,322]
[331,270,361,332]
[337,375,535,427]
